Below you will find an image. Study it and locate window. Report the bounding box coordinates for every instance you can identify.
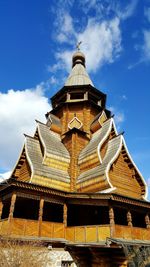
[61,261,74,267]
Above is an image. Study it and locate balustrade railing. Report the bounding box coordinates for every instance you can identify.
[0,218,150,243]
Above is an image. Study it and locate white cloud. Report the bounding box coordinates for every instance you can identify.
[143,30,150,61]
[145,7,150,23]
[122,95,127,100]
[0,85,50,172]
[52,18,121,73]
[50,0,139,74]
[55,12,76,45]
[78,18,121,72]
[128,30,150,69]
[116,0,138,20]
[49,76,59,85]
[109,106,125,129]
[0,171,11,183]
[78,0,138,20]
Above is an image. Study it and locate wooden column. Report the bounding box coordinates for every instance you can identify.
[0,201,3,220]
[127,211,132,227]
[109,207,115,237]
[38,198,44,237]
[9,193,17,221]
[145,214,150,229]
[109,207,115,225]
[63,203,67,227]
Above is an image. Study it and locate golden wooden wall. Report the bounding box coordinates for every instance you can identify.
[0,219,150,242]
[109,151,142,198]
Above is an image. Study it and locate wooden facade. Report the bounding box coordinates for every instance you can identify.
[0,50,150,266]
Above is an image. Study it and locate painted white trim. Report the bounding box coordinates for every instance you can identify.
[36,123,47,164]
[98,110,107,126]
[122,136,148,200]
[100,134,148,199]
[99,187,116,193]
[105,135,123,190]
[97,118,118,164]
[68,116,83,130]
[24,138,34,183]
[48,114,52,126]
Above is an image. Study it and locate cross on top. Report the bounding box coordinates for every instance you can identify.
[76,41,82,51]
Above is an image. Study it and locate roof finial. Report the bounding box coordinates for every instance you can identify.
[76,41,82,51]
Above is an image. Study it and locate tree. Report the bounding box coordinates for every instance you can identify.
[0,238,51,267]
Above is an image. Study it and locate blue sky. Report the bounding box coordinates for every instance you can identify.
[0,0,150,197]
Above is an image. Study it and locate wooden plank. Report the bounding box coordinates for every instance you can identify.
[0,220,9,235]
[86,226,97,242]
[24,220,38,237]
[41,221,53,238]
[53,223,65,239]
[142,228,150,240]
[98,226,111,241]
[66,227,75,242]
[75,226,85,243]
[11,218,26,236]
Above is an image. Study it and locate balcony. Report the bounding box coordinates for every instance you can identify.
[0,218,150,244]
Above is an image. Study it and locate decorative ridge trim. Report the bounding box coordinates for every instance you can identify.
[103,135,123,192]
[24,134,36,140]
[68,116,83,130]
[24,137,35,183]
[36,123,47,164]
[102,135,148,199]
[35,119,46,126]
[97,118,118,164]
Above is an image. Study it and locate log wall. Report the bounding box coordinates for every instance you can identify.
[109,151,142,198]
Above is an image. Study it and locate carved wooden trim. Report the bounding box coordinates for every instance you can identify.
[38,198,44,237]
[109,207,115,225]
[109,207,115,237]
[145,214,150,229]
[63,203,67,227]
[0,201,3,220]
[9,193,17,221]
[127,211,132,227]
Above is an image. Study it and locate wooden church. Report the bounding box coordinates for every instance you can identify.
[0,49,150,267]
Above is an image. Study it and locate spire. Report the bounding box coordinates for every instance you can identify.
[65,48,94,87]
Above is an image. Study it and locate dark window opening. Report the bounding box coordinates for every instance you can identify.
[70,93,84,100]
[61,261,73,267]
[131,210,146,228]
[67,205,109,226]
[1,199,11,219]
[88,93,100,105]
[43,202,63,223]
[114,207,127,226]
[13,197,39,220]
[59,95,67,103]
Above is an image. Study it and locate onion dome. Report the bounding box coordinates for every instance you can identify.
[72,51,85,67]
[65,50,94,86]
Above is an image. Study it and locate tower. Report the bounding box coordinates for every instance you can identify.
[0,50,150,266]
